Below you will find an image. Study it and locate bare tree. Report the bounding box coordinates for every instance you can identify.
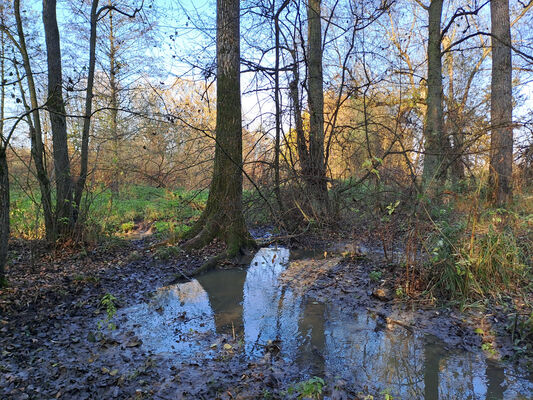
[421,0,447,189]
[74,0,99,210]
[0,17,7,285]
[489,0,513,206]
[183,0,253,256]
[306,0,329,213]
[43,0,74,235]
[7,0,56,241]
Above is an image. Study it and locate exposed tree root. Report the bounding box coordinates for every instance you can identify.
[169,244,256,285]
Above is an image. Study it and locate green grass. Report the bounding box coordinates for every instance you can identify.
[10,189,45,239]
[9,184,208,239]
[425,193,532,302]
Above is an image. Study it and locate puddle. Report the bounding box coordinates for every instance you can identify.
[115,279,216,356]
[117,247,533,399]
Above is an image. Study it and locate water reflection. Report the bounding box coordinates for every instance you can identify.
[117,280,215,355]
[197,268,246,333]
[119,247,533,399]
[322,304,424,398]
[242,247,301,357]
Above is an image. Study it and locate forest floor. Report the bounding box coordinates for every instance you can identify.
[0,228,531,399]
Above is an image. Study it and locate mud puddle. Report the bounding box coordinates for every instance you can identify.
[115,247,533,399]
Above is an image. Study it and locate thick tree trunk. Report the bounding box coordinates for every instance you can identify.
[14,0,55,241]
[489,0,513,206]
[74,0,99,212]
[306,0,329,214]
[183,0,252,256]
[43,0,74,236]
[0,149,8,286]
[422,0,447,189]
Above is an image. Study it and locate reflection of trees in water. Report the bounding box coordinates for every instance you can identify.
[322,305,423,398]
[320,302,533,399]
[423,342,441,400]
[120,248,533,399]
[438,352,488,400]
[439,354,532,400]
[298,302,326,376]
[197,269,247,333]
[242,248,302,357]
[121,280,215,355]
[485,360,505,400]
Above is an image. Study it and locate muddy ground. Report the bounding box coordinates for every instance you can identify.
[0,233,531,399]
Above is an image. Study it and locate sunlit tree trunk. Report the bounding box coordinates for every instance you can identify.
[183,0,252,256]
[307,0,329,214]
[422,0,447,189]
[489,0,513,206]
[43,0,74,236]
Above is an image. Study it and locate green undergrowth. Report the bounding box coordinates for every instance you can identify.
[9,184,208,240]
[424,190,532,303]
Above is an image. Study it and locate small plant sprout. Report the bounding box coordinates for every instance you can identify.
[369,270,382,282]
[97,293,118,332]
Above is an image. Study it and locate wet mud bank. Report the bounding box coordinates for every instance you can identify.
[1,239,532,399]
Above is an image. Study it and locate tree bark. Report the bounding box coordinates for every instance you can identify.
[444,39,465,184]
[183,0,253,256]
[0,148,8,286]
[108,4,120,195]
[306,0,329,214]
[0,28,8,285]
[489,0,513,206]
[422,0,447,189]
[43,0,74,236]
[289,49,311,182]
[274,1,291,213]
[74,0,99,212]
[14,0,55,241]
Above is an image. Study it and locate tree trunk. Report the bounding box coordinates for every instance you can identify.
[289,49,311,181]
[183,0,252,256]
[14,0,55,241]
[0,149,8,286]
[273,1,290,213]
[444,41,465,184]
[108,5,120,195]
[74,0,99,212]
[422,0,447,189]
[0,28,8,285]
[43,0,74,236]
[489,0,513,206]
[306,0,329,214]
